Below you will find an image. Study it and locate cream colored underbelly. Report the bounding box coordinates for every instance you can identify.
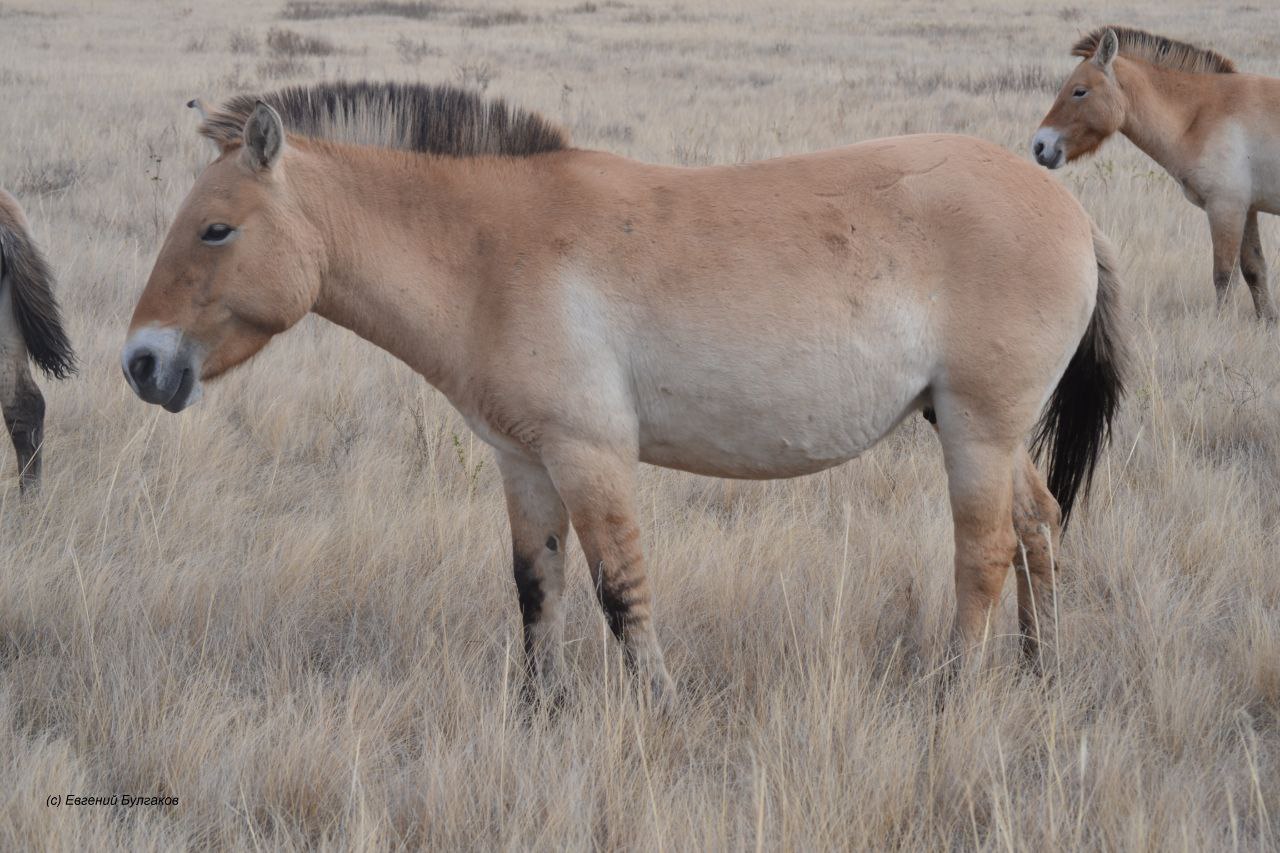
[631,308,935,479]
[636,390,927,480]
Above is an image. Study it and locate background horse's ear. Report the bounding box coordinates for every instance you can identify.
[1092,28,1119,72]
[188,98,228,156]
[243,101,285,172]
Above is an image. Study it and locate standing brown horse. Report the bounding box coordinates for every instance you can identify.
[0,189,75,491]
[1034,26,1280,323]
[122,84,1126,705]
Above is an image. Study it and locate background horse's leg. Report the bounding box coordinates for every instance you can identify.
[1239,210,1278,324]
[1,368,43,492]
[544,442,676,711]
[936,415,1019,666]
[1012,447,1062,672]
[0,300,44,492]
[1207,205,1246,313]
[498,452,570,700]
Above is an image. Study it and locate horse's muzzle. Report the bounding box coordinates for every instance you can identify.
[1031,128,1066,169]
[121,327,204,413]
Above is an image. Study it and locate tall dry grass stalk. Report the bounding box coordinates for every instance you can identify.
[2,0,1278,849]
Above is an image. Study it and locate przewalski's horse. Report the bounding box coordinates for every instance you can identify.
[0,189,75,491]
[1034,27,1280,323]
[121,83,1127,705]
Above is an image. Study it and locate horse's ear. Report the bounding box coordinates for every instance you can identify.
[243,101,285,172]
[1092,28,1119,71]
[187,98,225,156]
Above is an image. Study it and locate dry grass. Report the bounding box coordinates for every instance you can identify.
[461,9,533,28]
[280,0,452,20]
[2,0,1279,849]
[228,28,260,55]
[392,34,438,66]
[265,26,338,57]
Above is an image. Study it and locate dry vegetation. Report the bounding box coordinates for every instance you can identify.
[2,0,1279,849]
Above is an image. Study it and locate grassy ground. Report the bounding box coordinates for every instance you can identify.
[2,0,1279,849]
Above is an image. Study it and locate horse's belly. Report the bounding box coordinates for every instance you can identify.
[637,405,895,479]
[633,333,933,480]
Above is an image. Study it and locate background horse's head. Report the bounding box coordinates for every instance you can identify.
[1032,28,1125,169]
[123,102,322,412]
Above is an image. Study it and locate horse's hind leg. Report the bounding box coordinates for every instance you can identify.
[1,366,43,493]
[497,452,570,701]
[935,413,1019,665]
[1240,210,1278,324]
[0,300,44,492]
[1012,447,1062,671]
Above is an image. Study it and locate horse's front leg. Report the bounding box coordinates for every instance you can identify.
[497,452,570,701]
[1207,204,1246,313]
[1240,210,1279,324]
[543,441,676,711]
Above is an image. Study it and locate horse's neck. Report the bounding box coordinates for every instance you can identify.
[1116,60,1209,178]
[299,148,511,400]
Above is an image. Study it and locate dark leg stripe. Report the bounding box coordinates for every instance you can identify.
[595,573,645,640]
[512,553,543,628]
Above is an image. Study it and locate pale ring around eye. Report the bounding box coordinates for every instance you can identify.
[200,223,237,244]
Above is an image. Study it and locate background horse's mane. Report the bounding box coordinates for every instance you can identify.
[199,81,570,157]
[1073,26,1236,74]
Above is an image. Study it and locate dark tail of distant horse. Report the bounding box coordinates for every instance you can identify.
[1032,224,1129,528]
[1,201,75,491]
[0,215,76,379]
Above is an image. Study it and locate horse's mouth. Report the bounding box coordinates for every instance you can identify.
[162,367,200,413]
[1033,148,1066,169]
[123,326,206,413]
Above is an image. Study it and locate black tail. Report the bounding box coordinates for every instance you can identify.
[1031,225,1129,528]
[0,211,76,379]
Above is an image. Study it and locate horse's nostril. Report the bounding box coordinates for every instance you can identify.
[129,352,156,386]
[1034,141,1045,156]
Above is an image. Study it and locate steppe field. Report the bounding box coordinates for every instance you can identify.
[2,0,1279,849]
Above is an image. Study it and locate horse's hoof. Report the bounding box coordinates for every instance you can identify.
[647,668,678,715]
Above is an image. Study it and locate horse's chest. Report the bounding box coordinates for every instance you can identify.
[1187,121,1271,208]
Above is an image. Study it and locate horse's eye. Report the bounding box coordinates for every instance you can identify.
[1072,87,1088,98]
[200,223,235,244]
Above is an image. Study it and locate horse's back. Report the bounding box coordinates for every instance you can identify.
[557,133,1095,304]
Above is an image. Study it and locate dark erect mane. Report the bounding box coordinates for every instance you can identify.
[1073,27,1236,74]
[199,81,570,157]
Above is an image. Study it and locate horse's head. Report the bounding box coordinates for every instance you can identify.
[123,102,323,412]
[1032,28,1126,169]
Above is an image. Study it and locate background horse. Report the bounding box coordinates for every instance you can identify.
[0,189,75,491]
[1034,26,1280,323]
[122,84,1126,704]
